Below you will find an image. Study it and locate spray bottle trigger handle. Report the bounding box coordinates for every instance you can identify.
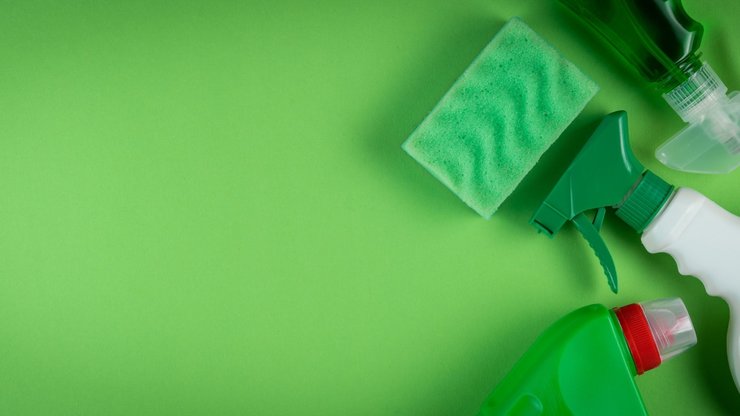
[593,207,606,231]
[572,212,618,293]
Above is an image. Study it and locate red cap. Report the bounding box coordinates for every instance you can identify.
[615,303,661,374]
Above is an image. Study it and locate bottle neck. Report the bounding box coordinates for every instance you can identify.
[615,172,675,233]
[661,61,729,124]
[656,52,704,93]
[613,304,661,375]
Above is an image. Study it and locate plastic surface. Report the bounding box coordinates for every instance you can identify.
[614,303,663,374]
[558,0,703,89]
[614,171,674,232]
[640,298,697,361]
[559,0,740,174]
[478,300,696,415]
[657,90,740,174]
[642,187,740,390]
[531,112,673,292]
[477,304,646,415]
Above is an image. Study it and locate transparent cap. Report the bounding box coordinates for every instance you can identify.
[658,64,740,174]
[640,298,697,361]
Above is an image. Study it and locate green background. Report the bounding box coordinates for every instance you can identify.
[1,0,738,414]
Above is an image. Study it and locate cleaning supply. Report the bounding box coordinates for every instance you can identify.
[402,17,598,219]
[531,111,740,390]
[558,0,740,174]
[478,298,696,415]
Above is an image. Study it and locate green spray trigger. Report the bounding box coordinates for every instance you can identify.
[531,112,674,293]
[573,211,617,292]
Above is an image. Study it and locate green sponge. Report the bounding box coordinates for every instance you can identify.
[403,18,598,219]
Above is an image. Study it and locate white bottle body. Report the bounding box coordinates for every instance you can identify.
[642,187,740,390]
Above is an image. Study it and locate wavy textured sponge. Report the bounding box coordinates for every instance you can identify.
[403,18,598,219]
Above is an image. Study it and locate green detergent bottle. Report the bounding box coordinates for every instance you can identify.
[478,298,696,415]
[559,0,740,173]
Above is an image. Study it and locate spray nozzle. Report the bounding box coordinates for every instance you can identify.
[531,112,674,293]
[658,65,740,173]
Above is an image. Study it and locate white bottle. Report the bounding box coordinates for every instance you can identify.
[642,187,740,389]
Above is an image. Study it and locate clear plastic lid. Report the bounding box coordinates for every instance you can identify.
[658,64,740,174]
[640,298,697,361]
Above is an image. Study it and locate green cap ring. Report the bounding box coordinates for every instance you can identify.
[615,171,674,233]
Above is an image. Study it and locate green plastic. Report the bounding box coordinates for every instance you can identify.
[615,171,674,232]
[558,0,704,91]
[478,304,646,415]
[531,112,674,292]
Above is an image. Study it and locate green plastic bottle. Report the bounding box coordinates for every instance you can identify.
[478,298,696,415]
[560,0,703,90]
[559,0,740,174]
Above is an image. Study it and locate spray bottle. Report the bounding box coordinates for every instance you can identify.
[558,0,740,173]
[478,298,696,415]
[531,111,740,390]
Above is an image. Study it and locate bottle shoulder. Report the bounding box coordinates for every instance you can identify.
[560,0,703,87]
[480,305,646,415]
